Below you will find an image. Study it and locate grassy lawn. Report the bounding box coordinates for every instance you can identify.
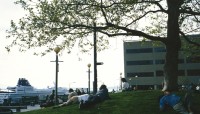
[17,90,200,114]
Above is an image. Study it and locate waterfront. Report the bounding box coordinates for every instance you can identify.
[12,104,41,112]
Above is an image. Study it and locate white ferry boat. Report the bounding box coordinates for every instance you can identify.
[0,78,68,105]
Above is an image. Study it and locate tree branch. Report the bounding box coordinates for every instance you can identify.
[180,8,200,15]
[151,0,168,13]
[100,23,167,43]
[179,31,200,46]
[100,0,109,24]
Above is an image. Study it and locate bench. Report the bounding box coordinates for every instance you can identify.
[0,105,27,113]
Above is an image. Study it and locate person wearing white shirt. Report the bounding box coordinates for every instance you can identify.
[54,94,90,108]
[122,82,130,91]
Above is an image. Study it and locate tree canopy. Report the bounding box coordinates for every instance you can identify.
[6,0,200,91]
[6,0,200,53]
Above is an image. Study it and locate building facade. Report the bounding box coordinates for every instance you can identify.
[123,40,200,90]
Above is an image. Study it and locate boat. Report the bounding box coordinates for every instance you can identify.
[0,78,68,105]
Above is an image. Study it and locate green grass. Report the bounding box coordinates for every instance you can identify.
[17,90,200,114]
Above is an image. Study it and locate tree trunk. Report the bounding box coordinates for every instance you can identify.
[162,0,181,91]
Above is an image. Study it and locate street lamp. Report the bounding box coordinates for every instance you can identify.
[120,73,122,90]
[54,46,61,105]
[135,75,138,90]
[87,63,91,94]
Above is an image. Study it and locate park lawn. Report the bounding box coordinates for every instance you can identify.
[17,90,200,114]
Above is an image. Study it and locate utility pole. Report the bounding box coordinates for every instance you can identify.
[93,23,104,94]
[93,23,97,94]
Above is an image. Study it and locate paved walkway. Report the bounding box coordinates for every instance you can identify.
[12,104,41,112]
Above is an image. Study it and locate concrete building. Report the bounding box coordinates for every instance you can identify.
[123,38,200,90]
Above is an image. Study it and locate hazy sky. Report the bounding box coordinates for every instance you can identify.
[0,0,129,90]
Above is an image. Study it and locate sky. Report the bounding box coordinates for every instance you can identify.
[0,0,132,91]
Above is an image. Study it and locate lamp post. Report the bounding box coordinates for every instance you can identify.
[54,46,60,105]
[87,63,91,94]
[120,73,122,90]
[135,75,138,90]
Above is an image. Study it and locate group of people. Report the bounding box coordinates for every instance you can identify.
[53,84,110,109]
[40,84,110,109]
[40,83,194,113]
[40,85,110,109]
[40,87,88,108]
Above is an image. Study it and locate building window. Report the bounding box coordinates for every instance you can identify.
[156,70,185,77]
[155,59,184,64]
[156,70,164,77]
[126,48,153,54]
[126,60,153,65]
[155,60,165,64]
[187,69,200,76]
[178,70,185,76]
[154,47,166,52]
[127,72,154,77]
[186,56,200,63]
[178,59,185,64]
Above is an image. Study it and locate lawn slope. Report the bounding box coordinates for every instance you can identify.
[17,90,200,114]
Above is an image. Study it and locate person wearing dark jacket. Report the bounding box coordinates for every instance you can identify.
[40,90,55,108]
[79,84,110,109]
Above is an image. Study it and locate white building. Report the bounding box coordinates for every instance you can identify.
[123,36,200,90]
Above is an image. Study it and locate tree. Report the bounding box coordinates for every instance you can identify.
[181,34,200,63]
[6,0,200,91]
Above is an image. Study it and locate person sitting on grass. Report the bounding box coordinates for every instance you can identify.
[67,88,78,99]
[40,90,55,108]
[76,88,82,95]
[53,84,110,109]
[159,90,193,114]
